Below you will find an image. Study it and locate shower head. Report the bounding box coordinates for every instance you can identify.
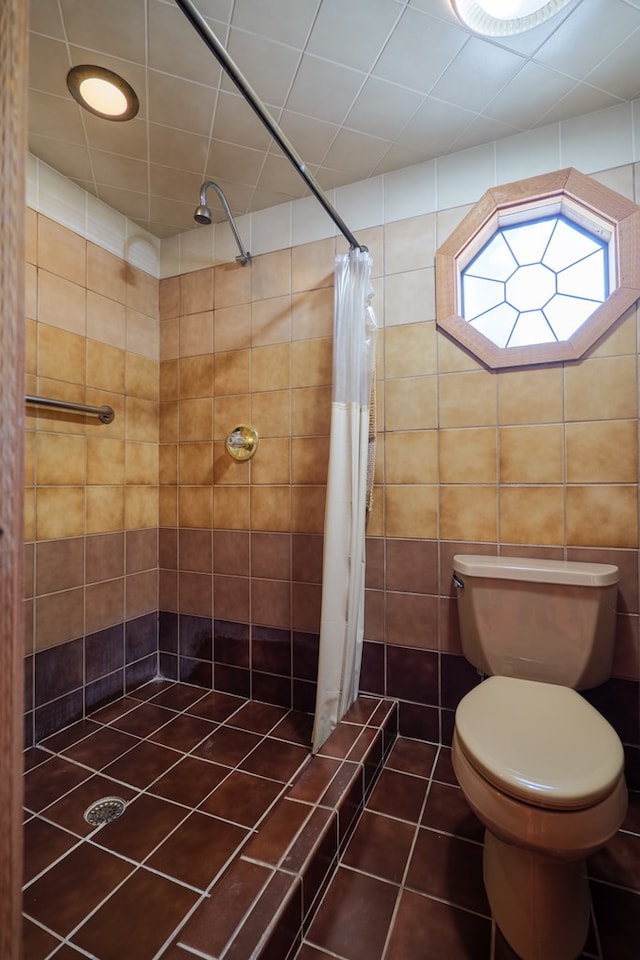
[193,180,251,265]
[194,203,213,225]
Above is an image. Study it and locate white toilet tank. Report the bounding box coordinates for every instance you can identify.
[452,555,620,689]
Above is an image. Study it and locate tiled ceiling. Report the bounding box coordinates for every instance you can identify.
[28,0,640,239]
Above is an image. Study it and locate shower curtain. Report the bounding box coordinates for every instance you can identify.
[311,247,377,754]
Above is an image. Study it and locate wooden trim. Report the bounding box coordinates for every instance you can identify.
[435,168,640,369]
[0,0,26,957]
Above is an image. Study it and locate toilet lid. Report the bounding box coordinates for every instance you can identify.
[455,676,624,810]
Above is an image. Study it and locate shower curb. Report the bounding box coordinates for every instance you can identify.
[176,695,398,960]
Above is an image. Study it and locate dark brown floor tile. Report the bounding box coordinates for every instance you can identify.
[23,843,133,937]
[128,679,176,702]
[22,916,62,960]
[48,946,87,958]
[192,725,262,766]
[385,889,491,960]
[406,828,489,916]
[282,807,336,874]
[341,810,415,884]
[366,768,428,823]
[588,830,640,892]
[23,746,50,772]
[242,798,311,866]
[239,737,308,782]
[622,790,640,835]
[316,723,361,759]
[61,727,139,771]
[148,683,209,711]
[40,774,138,838]
[147,811,248,889]
[102,739,180,788]
[229,700,289,734]
[307,866,398,960]
[288,755,342,804]
[320,761,361,809]
[92,793,188,862]
[343,698,381,725]
[88,695,139,723]
[199,769,283,827]
[386,736,438,778]
[434,745,457,785]
[156,945,195,959]
[186,689,245,722]
[24,756,92,813]
[72,867,199,960]
[149,713,217,752]
[110,702,176,738]
[149,756,229,807]
[295,947,336,960]
[224,871,301,960]
[179,857,271,957]
[421,781,484,842]
[271,710,314,745]
[41,719,103,752]
[591,881,640,960]
[23,817,79,883]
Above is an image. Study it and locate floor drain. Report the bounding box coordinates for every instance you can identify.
[84,797,127,827]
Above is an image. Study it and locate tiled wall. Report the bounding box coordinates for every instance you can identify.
[23,208,160,744]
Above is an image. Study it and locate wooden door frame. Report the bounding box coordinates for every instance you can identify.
[0,0,27,957]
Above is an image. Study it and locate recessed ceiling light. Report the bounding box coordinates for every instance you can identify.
[67,65,139,121]
[450,0,574,35]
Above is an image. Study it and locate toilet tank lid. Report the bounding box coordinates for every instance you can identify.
[452,554,619,587]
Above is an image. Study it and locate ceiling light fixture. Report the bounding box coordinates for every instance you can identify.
[67,65,139,121]
[450,0,574,35]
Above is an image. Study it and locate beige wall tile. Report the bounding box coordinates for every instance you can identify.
[86,485,125,534]
[384,269,435,328]
[437,329,483,374]
[126,442,159,485]
[179,442,214,485]
[126,265,159,319]
[178,354,214,399]
[385,213,436,275]
[385,485,438,538]
[566,420,637,483]
[160,276,180,320]
[213,395,251,441]
[291,338,332,388]
[159,444,177,485]
[251,486,291,532]
[87,291,127,350]
[440,428,497,484]
[438,370,497,428]
[498,366,563,424]
[215,348,250,396]
[25,208,37,265]
[588,305,637,359]
[386,377,437,431]
[251,343,291,392]
[213,443,250,484]
[180,485,214,528]
[36,433,86,485]
[126,486,158,529]
[39,217,86,286]
[36,380,87,435]
[35,589,84,651]
[24,488,35,542]
[292,436,329,485]
[214,260,251,308]
[251,390,291,438]
[127,354,158,400]
[499,425,564,484]
[251,248,291,301]
[291,238,334,293]
[567,486,638,548]
[292,287,333,342]
[126,397,158,443]
[212,486,248,529]
[87,438,125,485]
[161,316,180,361]
[439,485,497,542]
[25,262,37,320]
[127,309,159,360]
[25,319,37,375]
[36,487,85,540]
[159,486,177,526]
[384,430,438,485]
[386,322,437,379]
[88,242,126,304]
[38,271,86,336]
[292,386,332,437]
[180,267,214,315]
[565,355,637,421]
[252,438,290,484]
[87,340,125,394]
[180,311,213,357]
[251,296,292,347]
[160,360,179,402]
[499,486,564,545]
[291,485,326,534]
[215,303,251,352]
[178,398,212,442]
[85,578,125,636]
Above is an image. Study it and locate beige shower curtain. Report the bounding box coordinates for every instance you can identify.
[312,247,377,754]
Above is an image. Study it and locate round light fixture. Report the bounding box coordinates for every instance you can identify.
[67,65,139,121]
[450,0,574,35]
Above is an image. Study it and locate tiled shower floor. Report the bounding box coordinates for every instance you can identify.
[22,680,640,960]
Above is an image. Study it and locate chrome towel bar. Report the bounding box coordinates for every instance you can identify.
[25,394,115,424]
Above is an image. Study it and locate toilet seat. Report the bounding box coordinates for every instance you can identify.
[455,676,624,810]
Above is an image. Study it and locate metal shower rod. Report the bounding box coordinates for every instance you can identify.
[174,0,366,252]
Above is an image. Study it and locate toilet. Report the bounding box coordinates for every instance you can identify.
[450,555,628,960]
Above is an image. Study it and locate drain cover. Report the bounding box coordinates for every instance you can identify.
[84,797,127,827]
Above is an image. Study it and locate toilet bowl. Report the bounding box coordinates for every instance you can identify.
[450,556,628,960]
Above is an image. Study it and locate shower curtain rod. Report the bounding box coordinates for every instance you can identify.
[174,0,366,252]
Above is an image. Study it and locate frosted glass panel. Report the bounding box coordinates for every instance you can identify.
[504,219,555,265]
[470,302,518,347]
[468,233,517,281]
[462,275,505,319]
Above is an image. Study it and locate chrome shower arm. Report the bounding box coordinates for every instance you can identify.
[198,180,251,266]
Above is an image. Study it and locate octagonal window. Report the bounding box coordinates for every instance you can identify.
[436,168,640,368]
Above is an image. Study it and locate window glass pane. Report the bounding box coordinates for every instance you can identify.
[466,233,517,281]
[462,275,505,319]
[557,249,607,300]
[508,311,556,347]
[506,263,555,311]
[543,218,602,271]
[469,302,518,347]
[544,295,597,339]
[503,218,556,265]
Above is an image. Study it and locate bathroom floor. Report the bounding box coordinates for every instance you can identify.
[22,679,639,960]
